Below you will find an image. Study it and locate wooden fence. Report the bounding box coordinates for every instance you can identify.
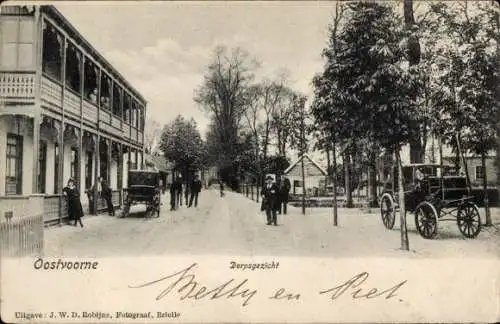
[0,214,44,257]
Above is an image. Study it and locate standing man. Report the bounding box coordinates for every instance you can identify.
[219,179,225,197]
[188,174,202,207]
[276,175,282,214]
[280,176,291,215]
[175,174,183,208]
[262,175,279,226]
[99,176,115,216]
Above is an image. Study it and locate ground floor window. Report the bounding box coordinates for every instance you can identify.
[38,141,47,193]
[475,165,484,180]
[85,151,93,189]
[100,151,108,182]
[5,134,23,195]
[70,148,79,182]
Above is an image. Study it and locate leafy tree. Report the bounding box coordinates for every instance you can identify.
[313,2,416,250]
[159,115,205,185]
[430,1,499,226]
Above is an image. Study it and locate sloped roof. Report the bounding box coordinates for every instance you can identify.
[284,153,327,176]
[144,154,173,172]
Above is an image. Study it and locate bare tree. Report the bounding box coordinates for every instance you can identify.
[194,45,259,185]
[144,117,162,154]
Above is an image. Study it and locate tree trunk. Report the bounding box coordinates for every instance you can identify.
[456,134,473,194]
[396,149,410,251]
[301,152,306,215]
[481,151,492,226]
[332,140,338,226]
[344,154,353,208]
[404,0,424,164]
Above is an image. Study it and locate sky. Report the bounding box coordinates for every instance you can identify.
[55,1,339,139]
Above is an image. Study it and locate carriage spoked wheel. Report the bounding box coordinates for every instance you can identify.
[415,201,438,239]
[457,202,481,239]
[380,193,396,229]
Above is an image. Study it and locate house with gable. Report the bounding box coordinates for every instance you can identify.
[283,153,327,196]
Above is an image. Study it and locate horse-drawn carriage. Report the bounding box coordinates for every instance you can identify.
[379,163,481,239]
[120,170,161,218]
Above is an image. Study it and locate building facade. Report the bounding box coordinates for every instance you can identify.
[284,153,327,196]
[0,6,147,223]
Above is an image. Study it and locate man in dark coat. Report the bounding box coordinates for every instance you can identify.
[174,175,183,208]
[280,177,291,215]
[262,175,280,226]
[188,174,202,207]
[99,176,114,216]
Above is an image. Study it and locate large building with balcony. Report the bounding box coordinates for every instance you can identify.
[0,5,147,224]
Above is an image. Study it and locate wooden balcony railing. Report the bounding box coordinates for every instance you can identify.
[138,131,143,143]
[41,75,62,109]
[64,89,81,117]
[111,115,121,129]
[0,71,35,104]
[131,128,137,142]
[122,123,130,136]
[82,99,98,125]
[100,109,111,124]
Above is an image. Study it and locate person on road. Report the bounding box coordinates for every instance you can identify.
[189,174,202,207]
[63,178,84,227]
[99,176,115,216]
[169,183,176,211]
[262,175,279,226]
[280,176,291,215]
[219,179,225,197]
[175,174,183,208]
[184,180,190,206]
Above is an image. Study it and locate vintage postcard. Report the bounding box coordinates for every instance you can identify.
[0,1,499,323]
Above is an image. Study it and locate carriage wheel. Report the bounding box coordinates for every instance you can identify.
[380,194,396,229]
[457,203,481,239]
[415,202,438,239]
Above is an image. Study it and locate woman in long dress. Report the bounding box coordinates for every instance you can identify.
[63,178,84,227]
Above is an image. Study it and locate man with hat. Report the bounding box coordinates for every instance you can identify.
[262,175,280,226]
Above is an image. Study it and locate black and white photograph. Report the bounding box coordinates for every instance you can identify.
[0,1,499,322]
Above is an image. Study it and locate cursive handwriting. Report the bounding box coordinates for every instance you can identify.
[128,263,258,307]
[319,272,407,301]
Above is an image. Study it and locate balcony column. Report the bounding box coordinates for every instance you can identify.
[78,56,84,195]
[119,143,124,205]
[32,7,43,194]
[107,138,112,185]
[93,133,100,215]
[57,36,67,225]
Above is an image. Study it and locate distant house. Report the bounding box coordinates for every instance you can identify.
[144,153,173,188]
[443,152,497,187]
[284,153,327,196]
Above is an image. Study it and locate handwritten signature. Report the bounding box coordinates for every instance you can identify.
[129,263,257,307]
[128,263,407,307]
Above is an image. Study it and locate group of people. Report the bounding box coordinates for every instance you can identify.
[261,175,291,226]
[169,174,203,211]
[63,176,115,228]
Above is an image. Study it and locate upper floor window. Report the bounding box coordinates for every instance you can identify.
[65,42,81,93]
[112,83,121,117]
[100,73,111,110]
[5,134,23,195]
[131,101,138,128]
[123,93,131,123]
[42,21,62,80]
[84,58,98,105]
